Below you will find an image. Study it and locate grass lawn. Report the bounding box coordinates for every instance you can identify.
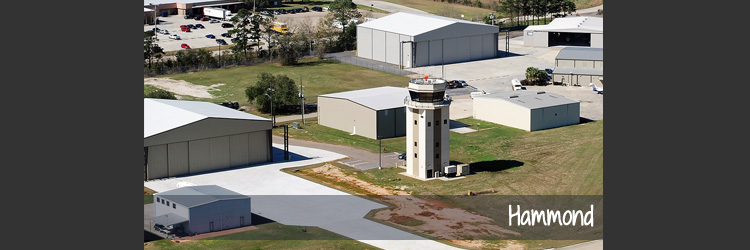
[144,187,156,204]
[144,220,381,250]
[356,4,390,14]
[280,118,602,249]
[380,0,496,21]
[273,117,407,154]
[146,57,410,116]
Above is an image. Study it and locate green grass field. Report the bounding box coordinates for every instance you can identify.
[144,221,381,250]
[280,118,602,249]
[146,57,410,116]
[277,116,603,196]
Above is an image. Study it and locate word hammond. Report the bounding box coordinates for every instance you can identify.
[509,205,595,227]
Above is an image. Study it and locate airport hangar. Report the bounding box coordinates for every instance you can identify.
[318,86,409,140]
[473,90,580,131]
[523,16,603,48]
[551,47,603,86]
[356,12,499,68]
[144,98,272,180]
[153,185,252,234]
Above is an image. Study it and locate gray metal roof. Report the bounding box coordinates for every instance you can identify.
[474,90,579,110]
[152,213,189,226]
[318,86,409,111]
[552,67,604,76]
[358,12,497,38]
[524,16,603,34]
[144,98,269,139]
[556,47,603,61]
[154,185,249,208]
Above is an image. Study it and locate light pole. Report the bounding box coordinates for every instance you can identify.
[299,79,305,125]
[266,87,276,126]
[490,12,495,25]
[378,136,382,170]
[371,4,373,12]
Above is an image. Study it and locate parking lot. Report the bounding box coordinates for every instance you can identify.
[146,9,387,52]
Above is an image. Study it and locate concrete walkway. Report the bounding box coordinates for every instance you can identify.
[555,240,603,250]
[144,143,462,250]
[272,135,405,169]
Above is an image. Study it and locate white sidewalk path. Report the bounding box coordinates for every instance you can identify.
[144,143,463,250]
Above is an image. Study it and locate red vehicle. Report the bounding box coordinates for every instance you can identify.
[181,43,191,49]
[201,17,210,21]
[180,25,191,32]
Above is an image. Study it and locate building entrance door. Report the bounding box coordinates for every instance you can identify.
[209,221,214,232]
[426,169,433,179]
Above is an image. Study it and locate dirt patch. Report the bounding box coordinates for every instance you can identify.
[144,78,224,99]
[303,164,521,249]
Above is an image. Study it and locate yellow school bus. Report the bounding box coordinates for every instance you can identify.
[271,21,289,34]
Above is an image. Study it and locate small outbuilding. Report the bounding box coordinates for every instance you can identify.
[523,16,603,48]
[551,47,603,86]
[144,99,272,180]
[318,86,409,140]
[473,90,580,131]
[357,12,499,68]
[153,185,251,235]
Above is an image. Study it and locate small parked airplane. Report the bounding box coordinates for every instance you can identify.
[589,83,603,94]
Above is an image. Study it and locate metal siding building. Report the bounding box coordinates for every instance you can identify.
[357,12,498,68]
[473,91,580,131]
[552,47,604,87]
[144,99,272,180]
[153,185,252,235]
[524,17,603,48]
[318,87,408,140]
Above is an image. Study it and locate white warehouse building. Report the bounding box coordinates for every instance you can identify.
[524,16,603,48]
[357,12,499,68]
[473,91,580,131]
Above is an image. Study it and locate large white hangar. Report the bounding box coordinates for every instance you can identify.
[318,86,409,140]
[552,47,603,86]
[523,16,603,48]
[473,91,580,131]
[357,12,499,68]
[144,99,272,180]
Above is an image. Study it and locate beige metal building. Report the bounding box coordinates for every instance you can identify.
[523,17,603,48]
[357,12,499,68]
[318,86,409,140]
[551,47,603,87]
[144,0,247,18]
[473,90,580,131]
[144,99,272,180]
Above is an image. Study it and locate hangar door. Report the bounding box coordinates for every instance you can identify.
[549,32,591,47]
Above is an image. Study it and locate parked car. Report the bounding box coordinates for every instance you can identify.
[221,33,230,37]
[168,34,180,40]
[206,34,216,39]
[186,24,195,29]
[216,39,228,45]
[446,80,457,89]
[195,24,205,29]
[398,153,406,160]
[511,78,526,91]
[312,6,322,12]
[457,80,467,88]
[221,23,233,28]
[201,17,210,21]
[273,10,281,15]
[260,10,269,16]
[210,19,220,23]
[303,6,309,12]
[159,29,169,35]
[288,9,296,14]
[180,26,191,32]
[184,14,193,19]
[181,43,191,49]
[194,15,203,20]
[279,9,287,14]
[231,37,239,43]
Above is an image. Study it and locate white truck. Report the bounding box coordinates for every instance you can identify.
[203,7,233,21]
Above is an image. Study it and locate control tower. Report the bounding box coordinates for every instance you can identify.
[404,77,451,179]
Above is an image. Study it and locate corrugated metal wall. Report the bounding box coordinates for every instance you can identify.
[318,97,378,139]
[187,198,252,234]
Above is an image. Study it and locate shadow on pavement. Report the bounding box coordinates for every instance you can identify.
[271,146,311,162]
[144,230,164,243]
[449,120,471,129]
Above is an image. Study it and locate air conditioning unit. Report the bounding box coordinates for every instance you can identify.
[444,165,457,174]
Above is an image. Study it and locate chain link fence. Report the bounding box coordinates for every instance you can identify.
[323,52,416,76]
